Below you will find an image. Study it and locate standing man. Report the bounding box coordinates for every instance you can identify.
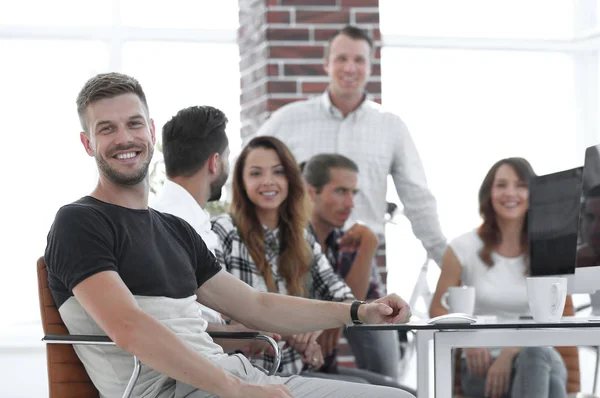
[304,154,402,383]
[256,25,447,265]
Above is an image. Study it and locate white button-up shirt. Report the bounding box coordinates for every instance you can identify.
[151,180,225,324]
[255,91,447,264]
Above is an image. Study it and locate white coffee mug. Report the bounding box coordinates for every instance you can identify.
[441,286,476,315]
[526,276,567,323]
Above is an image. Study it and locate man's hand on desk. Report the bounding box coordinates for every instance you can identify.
[357,293,411,324]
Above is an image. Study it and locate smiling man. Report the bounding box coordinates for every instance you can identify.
[80,89,154,189]
[256,25,447,267]
[44,72,414,398]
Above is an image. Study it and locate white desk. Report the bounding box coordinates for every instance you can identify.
[349,319,600,398]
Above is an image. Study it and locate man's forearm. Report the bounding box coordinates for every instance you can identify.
[242,293,353,334]
[117,310,243,396]
[345,242,378,300]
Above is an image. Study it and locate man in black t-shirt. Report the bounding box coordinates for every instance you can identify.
[45,72,414,398]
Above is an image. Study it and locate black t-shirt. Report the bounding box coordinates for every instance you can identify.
[45,196,221,308]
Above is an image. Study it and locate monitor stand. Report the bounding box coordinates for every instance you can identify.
[572,267,600,294]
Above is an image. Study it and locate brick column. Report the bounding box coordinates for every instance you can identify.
[238,0,381,141]
[238,0,388,369]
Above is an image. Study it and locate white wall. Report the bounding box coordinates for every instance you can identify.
[0,323,47,397]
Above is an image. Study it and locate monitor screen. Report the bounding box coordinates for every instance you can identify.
[577,145,600,268]
[528,167,583,277]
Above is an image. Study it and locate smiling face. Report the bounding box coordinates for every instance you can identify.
[242,147,289,219]
[311,167,358,229]
[324,34,372,102]
[490,164,529,222]
[80,93,155,186]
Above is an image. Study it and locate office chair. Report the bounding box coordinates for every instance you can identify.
[37,256,280,398]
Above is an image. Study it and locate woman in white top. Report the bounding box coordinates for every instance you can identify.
[430,158,567,398]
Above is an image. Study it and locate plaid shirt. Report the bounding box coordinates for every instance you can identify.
[212,214,354,375]
[309,224,384,300]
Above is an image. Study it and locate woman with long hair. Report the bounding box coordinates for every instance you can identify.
[429,158,567,398]
[212,136,403,388]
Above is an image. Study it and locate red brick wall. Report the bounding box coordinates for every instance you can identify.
[237,0,384,370]
[238,0,381,141]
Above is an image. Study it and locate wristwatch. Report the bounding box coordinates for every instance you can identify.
[350,300,367,325]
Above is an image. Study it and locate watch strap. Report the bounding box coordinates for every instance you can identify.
[350,300,366,325]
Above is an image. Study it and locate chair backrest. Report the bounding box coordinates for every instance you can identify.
[408,256,436,319]
[452,295,581,395]
[37,256,99,398]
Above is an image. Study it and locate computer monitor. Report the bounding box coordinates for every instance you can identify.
[528,167,582,278]
[574,145,600,294]
[529,144,600,294]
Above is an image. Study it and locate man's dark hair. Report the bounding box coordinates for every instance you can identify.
[298,161,307,173]
[162,105,229,178]
[76,72,149,134]
[303,154,358,193]
[326,25,373,58]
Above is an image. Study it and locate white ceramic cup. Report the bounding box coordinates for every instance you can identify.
[526,276,567,323]
[441,286,476,315]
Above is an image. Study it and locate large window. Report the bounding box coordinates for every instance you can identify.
[379,0,600,308]
[0,0,240,327]
[380,0,573,39]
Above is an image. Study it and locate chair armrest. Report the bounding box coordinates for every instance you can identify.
[43,334,114,345]
[44,332,281,376]
[208,332,281,376]
[42,334,140,398]
[207,331,259,339]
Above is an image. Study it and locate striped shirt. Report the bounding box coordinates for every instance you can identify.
[212,214,354,375]
[255,91,447,264]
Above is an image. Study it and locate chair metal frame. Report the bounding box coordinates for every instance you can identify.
[41,332,280,398]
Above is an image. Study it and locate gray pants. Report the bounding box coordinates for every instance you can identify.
[175,354,414,398]
[302,366,416,395]
[461,346,567,398]
[344,327,400,379]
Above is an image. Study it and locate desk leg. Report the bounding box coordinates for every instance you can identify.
[434,333,453,398]
[416,330,433,398]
